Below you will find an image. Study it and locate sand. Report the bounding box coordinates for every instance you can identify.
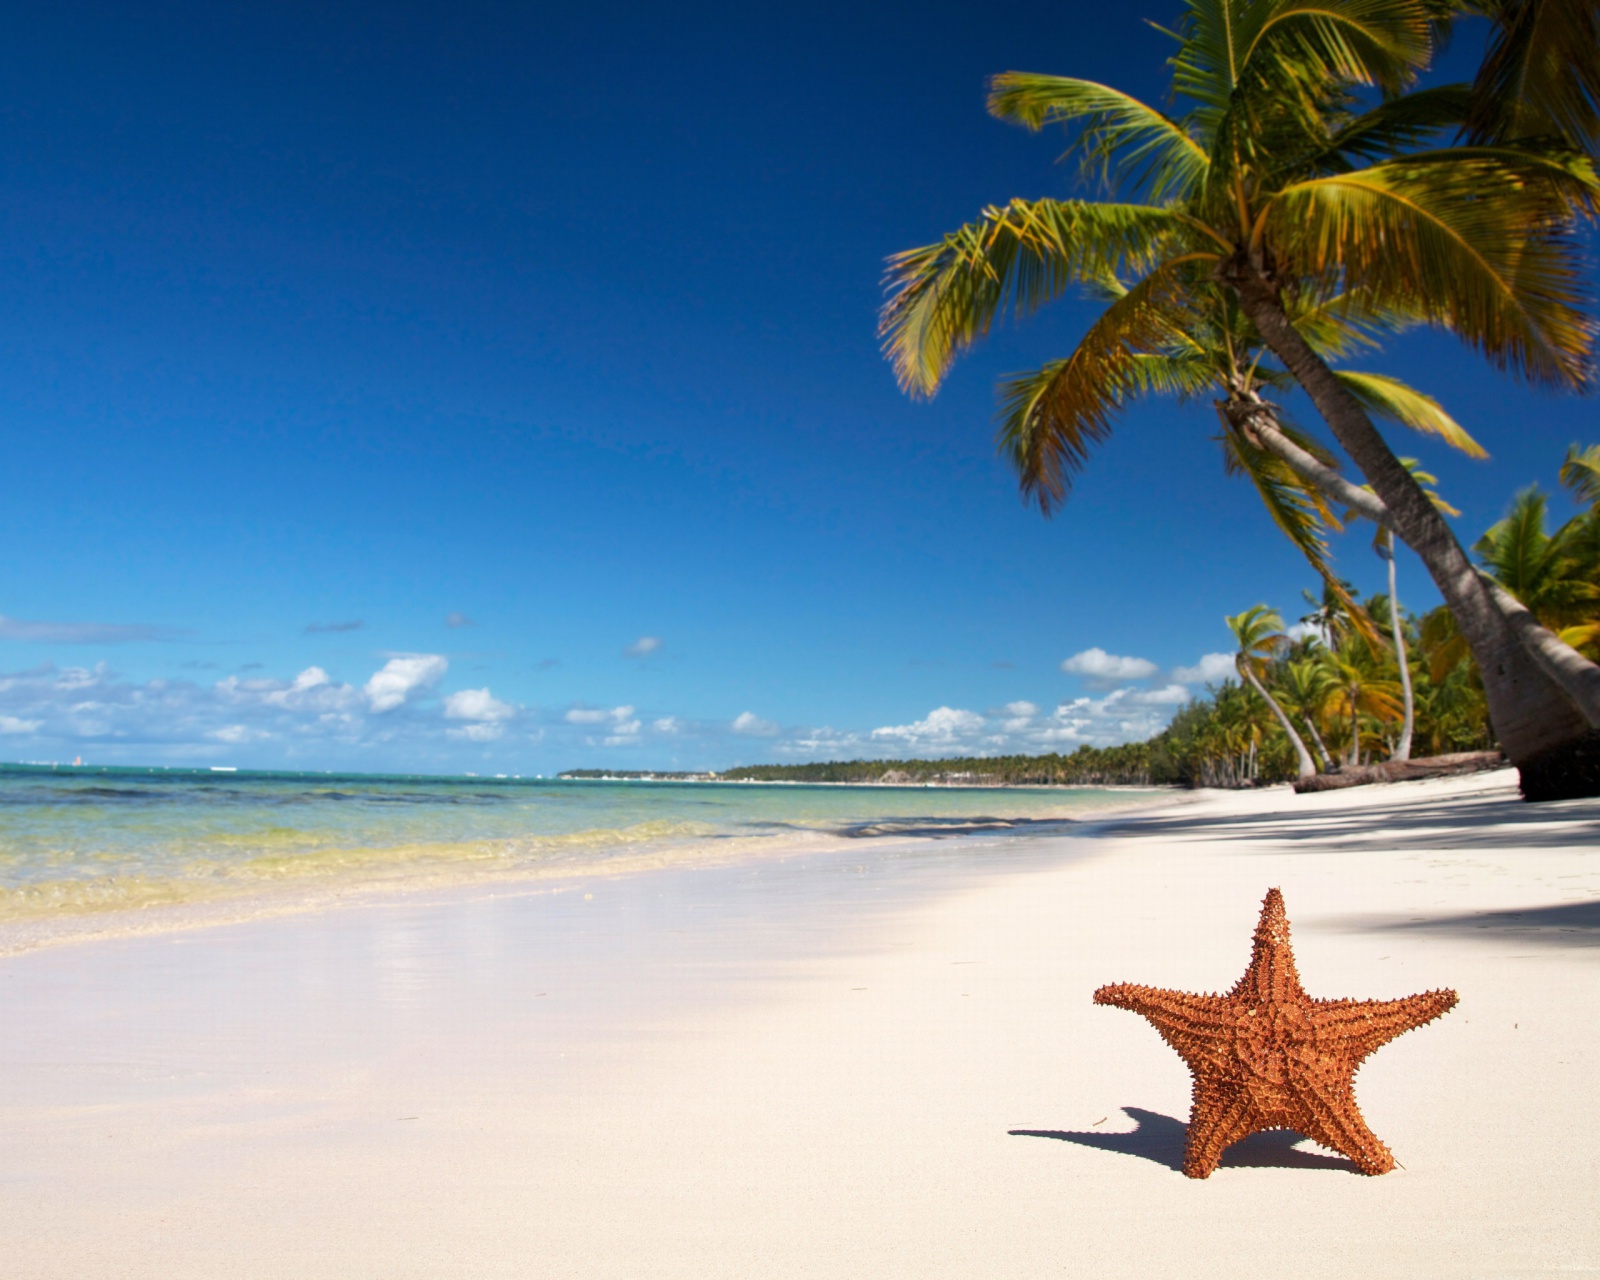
[2,768,1596,1278]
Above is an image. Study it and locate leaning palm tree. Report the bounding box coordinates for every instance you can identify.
[881,0,1600,795]
[1226,605,1317,779]
[1349,458,1458,760]
[1081,275,1482,619]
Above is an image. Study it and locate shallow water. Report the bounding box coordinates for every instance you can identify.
[0,764,1158,920]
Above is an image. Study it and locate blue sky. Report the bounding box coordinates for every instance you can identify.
[0,0,1593,773]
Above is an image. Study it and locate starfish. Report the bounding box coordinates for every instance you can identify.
[1094,888,1457,1178]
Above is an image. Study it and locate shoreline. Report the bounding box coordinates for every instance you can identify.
[3,767,1595,1277]
[0,790,1172,958]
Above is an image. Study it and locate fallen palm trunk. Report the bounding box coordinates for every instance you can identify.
[1292,751,1507,793]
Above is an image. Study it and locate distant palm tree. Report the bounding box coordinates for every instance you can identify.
[880,0,1600,783]
[1278,658,1341,771]
[1352,459,1458,760]
[1227,605,1317,780]
[1319,649,1406,766]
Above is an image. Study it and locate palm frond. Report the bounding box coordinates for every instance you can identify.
[1127,352,1223,399]
[1221,426,1350,591]
[1285,289,1388,359]
[1171,0,1426,110]
[1559,442,1600,506]
[1265,151,1598,387]
[1236,0,1434,97]
[993,266,1193,511]
[1332,370,1488,456]
[1317,83,1474,168]
[879,199,1187,396]
[1466,0,1600,155]
[986,73,1209,199]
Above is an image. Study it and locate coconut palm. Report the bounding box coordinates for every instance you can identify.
[1226,604,1317,779]
[1477,487,1600,654]
[1319,647,1406,765]
[880,0,1600,792]
[1081,276,1480,617]
[1348,458,1457,759]
[1278,657,1342,771]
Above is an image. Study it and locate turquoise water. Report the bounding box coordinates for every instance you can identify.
[0,764,1157,920]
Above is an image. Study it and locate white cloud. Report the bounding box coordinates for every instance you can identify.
[1287,621,1328,644]
[731,711,778,736]
[871,706,986,747]
[653,716,682,734]
[447,722,505,742]
[1171,652,1237,685]
[363,655,448,713]
[443,688,515,722]
[1132,683,1193,706]
[774,726,865,757]
[1061,648,1159,682]
[565,704,634,725]
[217,667,360,716]
[1003,700,1039,718]
[0,659,497,765]
[624,636,662,658]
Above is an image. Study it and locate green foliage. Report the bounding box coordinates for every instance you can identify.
[721,743,1159,786]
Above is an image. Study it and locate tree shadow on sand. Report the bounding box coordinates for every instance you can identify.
[1011,1107,1357,1173]
[1345,899,1600,949]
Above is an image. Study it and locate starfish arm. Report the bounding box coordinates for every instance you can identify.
[1311,989,1459,1061]
[1288,1077,1395,1176]
[1094,984,1238,1072]
[1182,1077,1258,1179]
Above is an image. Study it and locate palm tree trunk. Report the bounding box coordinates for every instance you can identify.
[1236,659,1317,779]
[1346,696,1360,768]
[1384,531,1415,761]
[1302,714,1333,771]
[1229,268,1600,799]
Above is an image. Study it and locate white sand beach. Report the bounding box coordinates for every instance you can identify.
[3,769,1597,1278]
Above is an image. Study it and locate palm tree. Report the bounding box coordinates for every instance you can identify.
[1226,605,1317,779]
[1082,276,1481,618]
[1477,487,1600,654]
[1349,458,1457,759]
[1278,658,1341,771]
[880,0,1600,794]
[1319,647,1406,766]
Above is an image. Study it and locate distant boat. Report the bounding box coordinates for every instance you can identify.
[210,766,238,773]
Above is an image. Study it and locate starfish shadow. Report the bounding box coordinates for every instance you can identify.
[1010,1107,1358,1173]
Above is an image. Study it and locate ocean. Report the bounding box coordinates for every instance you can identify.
[0,764,1158,923]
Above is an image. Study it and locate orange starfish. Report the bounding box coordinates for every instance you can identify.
[1094,888,1457,1178]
